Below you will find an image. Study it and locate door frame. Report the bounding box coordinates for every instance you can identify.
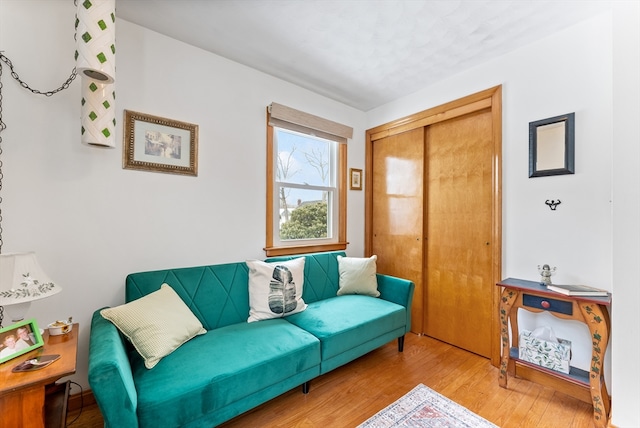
[365,86,502,367]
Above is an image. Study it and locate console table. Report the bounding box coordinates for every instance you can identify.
[497,278,610,428]
[0,323,78,428]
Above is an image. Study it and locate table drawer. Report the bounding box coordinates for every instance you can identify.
[522,293,573,315]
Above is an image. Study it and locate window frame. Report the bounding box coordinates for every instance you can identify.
[265,109,347,257]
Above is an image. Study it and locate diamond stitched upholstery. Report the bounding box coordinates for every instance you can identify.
[124,252,345,330]
[126,262,250,331]
[265,251,343,303]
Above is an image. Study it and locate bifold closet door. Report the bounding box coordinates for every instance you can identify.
[371,127,425,334]
[424,110,494,358]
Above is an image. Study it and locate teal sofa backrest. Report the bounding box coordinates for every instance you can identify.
[124,251,344,330]
[125,262,251,331]
[266,251,343,304]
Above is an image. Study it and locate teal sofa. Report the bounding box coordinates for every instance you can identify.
[88,251,414,428]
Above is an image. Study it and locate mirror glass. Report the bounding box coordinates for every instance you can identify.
[529,113,575,177]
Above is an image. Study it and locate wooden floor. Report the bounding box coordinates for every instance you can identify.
[67,333,598,427]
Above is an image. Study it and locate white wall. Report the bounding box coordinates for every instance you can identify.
[368,8,639,427]
[0,0,366,393]
[611,2,640,426]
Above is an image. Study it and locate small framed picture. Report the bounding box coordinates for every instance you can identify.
[350,168,363,190]
[0,319,44,364]
[123,110,199,176]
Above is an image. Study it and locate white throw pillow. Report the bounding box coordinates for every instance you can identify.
[100,284,206,369]
[246,258,307,322]
[337,255,380,297]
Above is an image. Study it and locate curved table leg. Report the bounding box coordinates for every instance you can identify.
[499,288,518,387]
[578,303,611,428]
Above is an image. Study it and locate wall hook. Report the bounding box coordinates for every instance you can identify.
[545,199,561,210]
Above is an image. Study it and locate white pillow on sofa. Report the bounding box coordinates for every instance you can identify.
[337,255,380,297]
[100,284,206,369]
[246,258,307,322]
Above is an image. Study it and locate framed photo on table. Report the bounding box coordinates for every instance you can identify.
[123,110,199,176]
[0,319,44,364]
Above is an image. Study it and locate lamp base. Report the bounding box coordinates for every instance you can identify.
[3,301,31,324]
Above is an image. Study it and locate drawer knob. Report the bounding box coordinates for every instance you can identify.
[541,300,551,309]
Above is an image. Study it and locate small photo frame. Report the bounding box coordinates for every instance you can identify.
[350,168,363,190]
[123,110,199,176]
[0,319,44,365]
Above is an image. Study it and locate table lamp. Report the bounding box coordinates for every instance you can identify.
[0,252,62,326]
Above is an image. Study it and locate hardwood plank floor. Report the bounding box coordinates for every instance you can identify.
[67,333,598,427]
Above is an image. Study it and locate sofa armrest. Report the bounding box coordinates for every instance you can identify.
[88,309,139,428]
[376,274,415,334]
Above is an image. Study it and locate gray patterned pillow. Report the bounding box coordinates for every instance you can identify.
[246,258,307,322]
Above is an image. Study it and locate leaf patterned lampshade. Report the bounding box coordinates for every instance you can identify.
[0,253,62,322]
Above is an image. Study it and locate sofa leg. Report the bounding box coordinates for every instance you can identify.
[398,335,405,352]
[302,381,310,394]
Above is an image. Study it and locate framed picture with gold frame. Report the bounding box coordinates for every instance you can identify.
[350,168,363,190]
[123,110,199,176]
[0,319,44,364]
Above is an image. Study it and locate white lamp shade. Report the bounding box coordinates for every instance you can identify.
[81,78,116,147]
[0,252,62,308]
[76,0,116,84]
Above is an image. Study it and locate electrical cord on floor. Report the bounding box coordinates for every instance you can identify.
[66,381,84,426]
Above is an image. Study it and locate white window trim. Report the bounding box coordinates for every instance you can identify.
[272,129,338,248]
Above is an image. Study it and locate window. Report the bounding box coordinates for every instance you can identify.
[265,103,352,256]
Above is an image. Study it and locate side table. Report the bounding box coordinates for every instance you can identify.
[497,278,610,428]
[0,323,78,428]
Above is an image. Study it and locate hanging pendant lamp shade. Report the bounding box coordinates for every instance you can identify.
[76,0,116,84]
[81,78,116,147]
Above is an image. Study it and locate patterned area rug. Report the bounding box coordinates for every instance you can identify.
[358,384,498,427]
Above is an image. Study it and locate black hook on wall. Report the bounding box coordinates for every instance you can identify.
[545,199,561,210]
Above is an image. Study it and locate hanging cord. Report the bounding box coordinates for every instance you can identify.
[0,53,78,254]
[0,0,78,254]
[0,60,5,328]
[66,381,84,426]
[0,54,78,98]
[0,56,77,329]
[0,55,5,257]
[0,0,79,328]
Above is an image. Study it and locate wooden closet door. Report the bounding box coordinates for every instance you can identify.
[371,127,425,333]
[425,110,494,357]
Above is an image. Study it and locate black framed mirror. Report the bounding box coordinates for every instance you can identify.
[529,112,575,177]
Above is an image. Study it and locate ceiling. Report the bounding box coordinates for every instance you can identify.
[116,0,612,111]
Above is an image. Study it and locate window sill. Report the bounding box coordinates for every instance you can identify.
[264,242,348,257]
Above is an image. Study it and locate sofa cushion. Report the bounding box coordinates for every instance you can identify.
[246,258,307,322]
[284,295,406,361]
[130,319,321,427]
[337,255,380,297]
[100,284,206,369]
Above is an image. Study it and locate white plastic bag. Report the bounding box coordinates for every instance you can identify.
[531,326,559,343]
